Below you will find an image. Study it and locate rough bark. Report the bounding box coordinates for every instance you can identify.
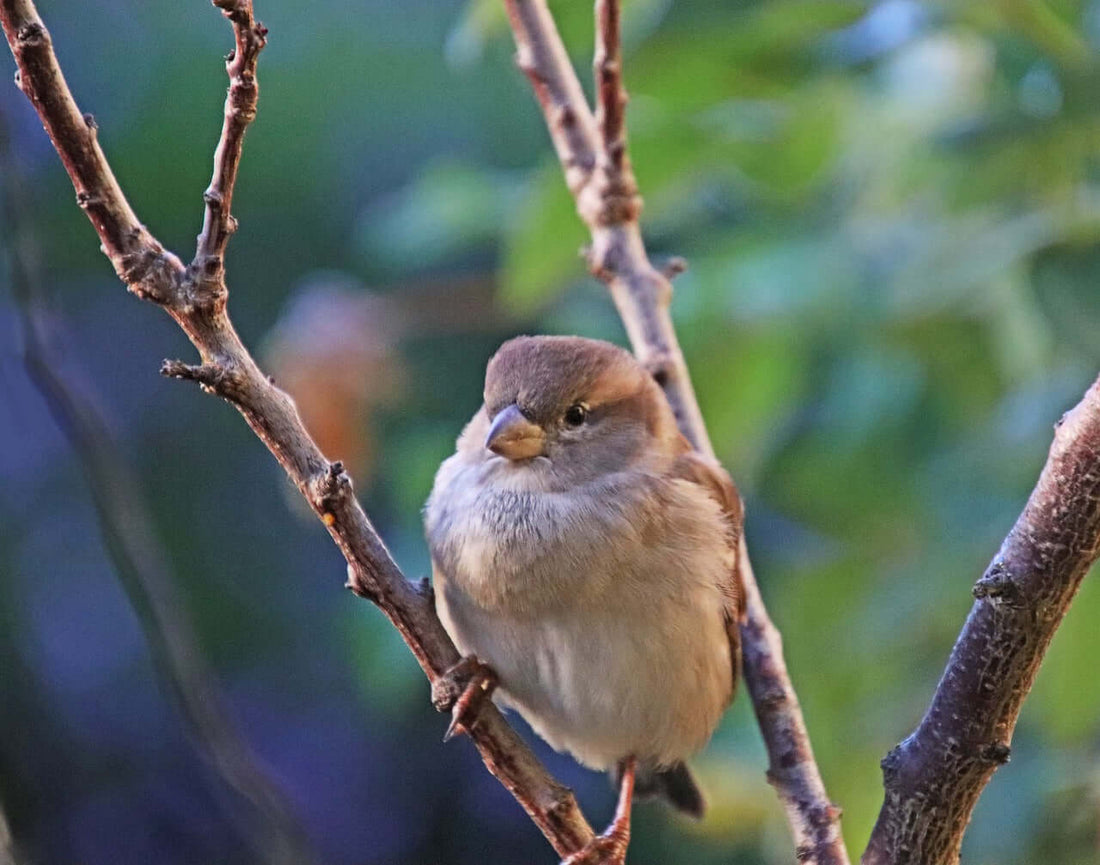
[863,374,1100,865]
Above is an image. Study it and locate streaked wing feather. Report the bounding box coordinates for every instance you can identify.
[670,446,744,693]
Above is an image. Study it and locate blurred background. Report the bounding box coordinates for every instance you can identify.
[2,0,1100,862]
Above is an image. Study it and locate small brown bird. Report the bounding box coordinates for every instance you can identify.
[425,335,743,862]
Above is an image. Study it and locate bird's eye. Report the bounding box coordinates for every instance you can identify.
[563,404,588,427]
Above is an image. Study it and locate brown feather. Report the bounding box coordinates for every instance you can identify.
[669,447,745,694]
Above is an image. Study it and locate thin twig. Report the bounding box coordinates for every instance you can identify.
[862,375,1100,865]
[501,1,849,862]
[0,0,596,856]
[0,109,313,865]
[592,0,637,224]
[593,0,624,158]
[193,0,266,280]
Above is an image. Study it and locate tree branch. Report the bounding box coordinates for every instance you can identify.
[863,374,1100,865]
[194,0,265,280]
[0,0,596,857]
[592,0,637,224]
[500,2,849,863]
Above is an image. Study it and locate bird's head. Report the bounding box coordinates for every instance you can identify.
[479,335,678,483]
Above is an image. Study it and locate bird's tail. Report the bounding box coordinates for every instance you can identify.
[614,760,706,819]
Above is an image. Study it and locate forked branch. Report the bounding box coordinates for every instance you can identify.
[500,1,849,862]
[0,0,596,857]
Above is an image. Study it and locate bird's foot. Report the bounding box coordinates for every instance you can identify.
[560,756,636,865]
[431,655,497,742]
[559,831,629,865]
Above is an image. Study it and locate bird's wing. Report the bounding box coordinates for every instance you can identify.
[670,448,745,691]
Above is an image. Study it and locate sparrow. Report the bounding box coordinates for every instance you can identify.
[425,335,743,862]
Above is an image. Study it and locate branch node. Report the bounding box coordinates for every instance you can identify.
[343,564,380,603]
[15,21,45,46]
[880,744,904,783]
[978,742,1011,765]
[972,562,1023,607]
[811,801,844,827]
[313,459,353,515]
[513,47,534,75]
[161,359,223,392]
[120,246,181,305]
[643,352,676,388]
[660,256,688,280]
[546,783,579,819]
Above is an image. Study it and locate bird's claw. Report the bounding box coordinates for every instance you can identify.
[431,655,497,742]
[560,755,636,865]
[559,832,629,865]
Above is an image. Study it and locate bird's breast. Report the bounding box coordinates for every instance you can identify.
[426,458,677,615]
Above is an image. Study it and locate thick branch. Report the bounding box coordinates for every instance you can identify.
[0,1,595,856]
[501,2,849,862]
[863,375,1100,865]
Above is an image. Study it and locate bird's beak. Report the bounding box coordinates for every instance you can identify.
[485,404,546,460]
